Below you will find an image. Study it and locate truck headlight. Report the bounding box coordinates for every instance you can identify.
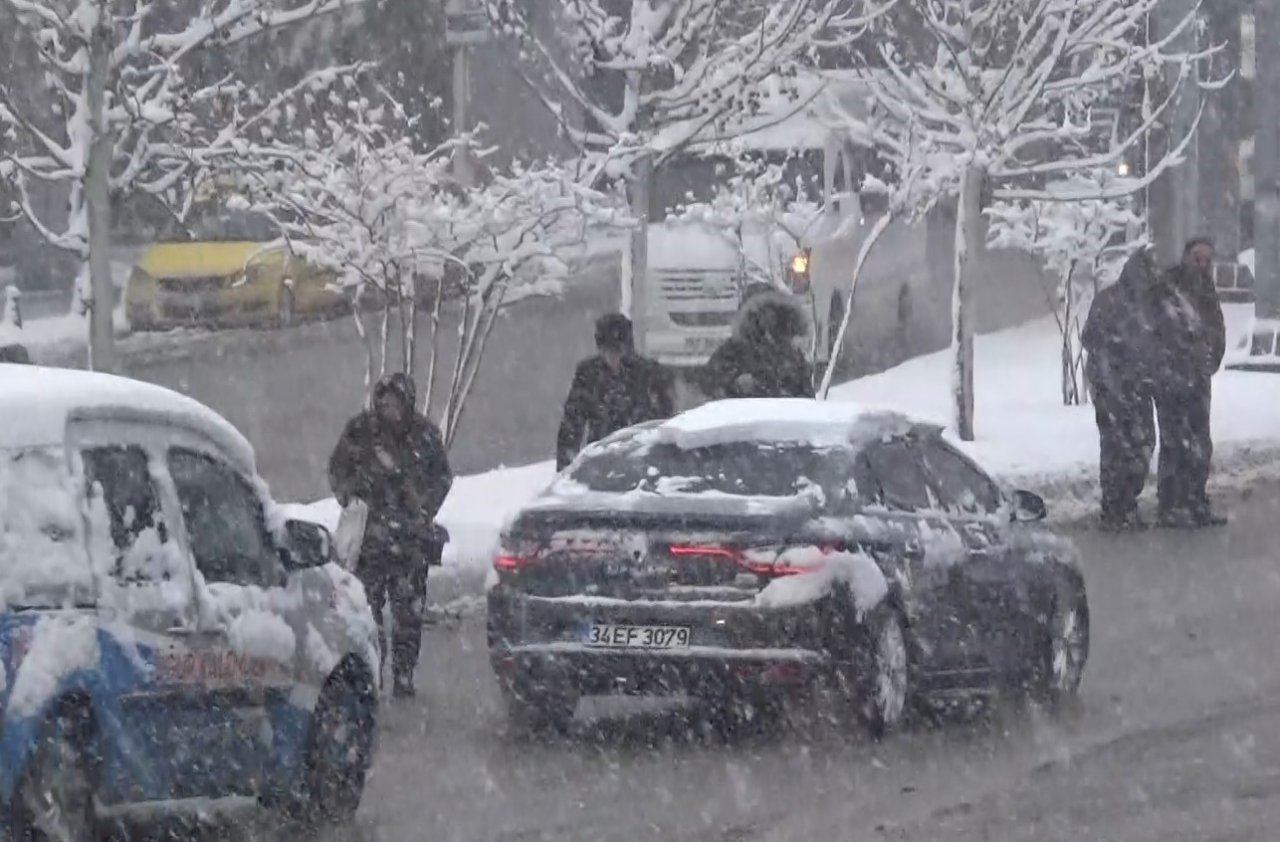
[786,248,811,293]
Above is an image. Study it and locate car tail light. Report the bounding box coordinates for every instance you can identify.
[667,544,827,577]
[494,553,530,570]
[494,538,540,571]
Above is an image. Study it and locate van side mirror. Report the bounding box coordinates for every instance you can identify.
[1011,489,1047,523]
[280,519,334,570]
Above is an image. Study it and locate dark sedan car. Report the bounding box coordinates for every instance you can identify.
[487,399,1089,736]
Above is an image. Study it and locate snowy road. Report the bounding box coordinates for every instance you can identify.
[240,480,1280,841]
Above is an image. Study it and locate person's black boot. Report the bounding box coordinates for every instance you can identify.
[1191,508,1228,528]
[1100,510,1146,532]
[392,674,416,699]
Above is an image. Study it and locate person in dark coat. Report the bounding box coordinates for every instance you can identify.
[329,372,453,697]
[699,295,812,400]
[1081,250,1159,530]
[555,313,675,471]
[1148,236,1227,528]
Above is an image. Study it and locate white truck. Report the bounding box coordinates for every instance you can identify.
[636,71,1046,384]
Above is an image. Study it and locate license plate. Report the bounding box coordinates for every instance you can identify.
[683,336,722,352]
[584,624,691,649]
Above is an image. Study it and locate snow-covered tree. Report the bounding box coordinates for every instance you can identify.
[833,0,1223,439]
[235,90,619,447]
[0,0,361,371]
[988,170,1145,407]
[481,0,895,329]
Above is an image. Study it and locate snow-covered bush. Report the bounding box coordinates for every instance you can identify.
[233,86,620,447]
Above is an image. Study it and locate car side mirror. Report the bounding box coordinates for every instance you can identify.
[1010,489,1047,523]
[280,519,335,571]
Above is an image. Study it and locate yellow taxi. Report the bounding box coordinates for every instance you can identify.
[126,204,346,331]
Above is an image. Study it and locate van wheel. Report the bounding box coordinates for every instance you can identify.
[300,672,376,825]
[10,705,98,842]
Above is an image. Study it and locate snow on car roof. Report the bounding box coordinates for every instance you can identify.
[0,363,255,471]
[653,398,931,450]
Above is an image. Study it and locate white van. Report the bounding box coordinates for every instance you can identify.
[0,363,380,832]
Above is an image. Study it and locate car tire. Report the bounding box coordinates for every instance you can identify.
[298,671,376,826]
[503,684,577,738]
[9,703,99,842]
[1034,579,1090,708]
[858,610,911,739]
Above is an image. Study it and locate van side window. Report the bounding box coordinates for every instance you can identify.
[82,445,171,582]
[168,448,276,587]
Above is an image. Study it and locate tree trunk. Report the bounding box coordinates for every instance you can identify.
[85,15,115,373]
[403,275,418,377]
[951,165,984,441]
[627,152,652,350]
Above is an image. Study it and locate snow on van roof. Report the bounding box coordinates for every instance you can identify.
[653,398,930,450]
[0,364,255,471]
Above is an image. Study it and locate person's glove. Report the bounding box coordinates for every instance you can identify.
[734,373,757,395]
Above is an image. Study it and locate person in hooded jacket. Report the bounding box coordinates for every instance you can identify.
[1148,236,1227,528]
[329,372,453,698]
[1081,249,1160,531]
[555,313,675,471]
[699,296,813,400]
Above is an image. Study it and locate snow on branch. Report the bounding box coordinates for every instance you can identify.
[846,0,1226,218]
[483,0,901,175]
[0,0,365,264]
[228,86,620,443]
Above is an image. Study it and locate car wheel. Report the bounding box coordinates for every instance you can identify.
[503,684,577,737]
[1036,581,1090,707]
[10,705,98,842]
[300,672,376,825]
[859,611,910,738]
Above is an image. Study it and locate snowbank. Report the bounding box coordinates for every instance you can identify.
[831,313,1280,516]
[286,314,1280,608]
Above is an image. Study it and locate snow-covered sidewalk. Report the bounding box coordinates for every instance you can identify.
[289,313,1280,610]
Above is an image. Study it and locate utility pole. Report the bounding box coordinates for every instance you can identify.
[445,0,484,187]
[1255,0,1280,322]
[1198,2,1242,261]
[1231,2,1280,371]
[85,2,116,373]
[1149,0,1201,268]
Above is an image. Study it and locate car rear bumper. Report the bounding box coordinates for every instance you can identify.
[487,589,832,698]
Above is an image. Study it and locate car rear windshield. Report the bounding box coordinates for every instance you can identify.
[568,439,842,498]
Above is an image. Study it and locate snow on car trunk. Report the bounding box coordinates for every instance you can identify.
[753,548,888,618]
